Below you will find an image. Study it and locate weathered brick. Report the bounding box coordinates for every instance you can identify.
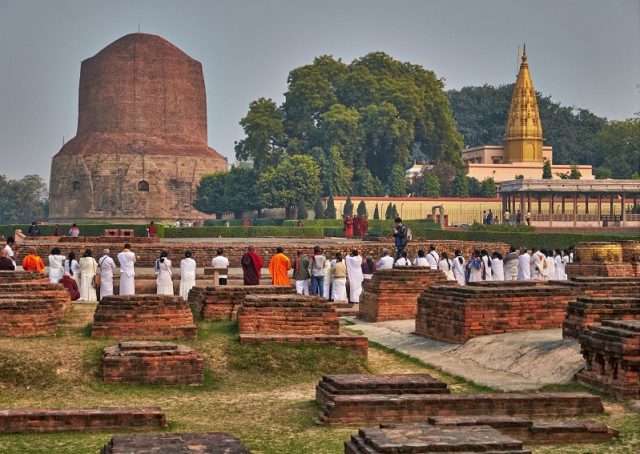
[188,285,295,320]
[101,432,250,454]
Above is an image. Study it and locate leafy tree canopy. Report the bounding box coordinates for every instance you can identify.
[421,171,441,197]
[325,195,337,219]
[193,167,262,218]
[386,164,408,197]
[0,175,48,224]
[343,196,354,217]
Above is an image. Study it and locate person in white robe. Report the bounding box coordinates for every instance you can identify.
[562,250,571,279]
[452,250,466,285]
[331,253,347,302]
[554,249,565,280]
[395,251,411,267]
[323,256,333,300]
[345,250,363,304]
[179,251,196,300]
[98,249,117,300]
[543,250,555,281]
[466,251,483,283]
[491,252,505,281]
[64,252,80,284]
[155,251,173,295]
[376,249,394,270]
[480,250,492,281]
[530,248,546,280]
[413,250,430,267]
[503,247,519,281]
[48,247,66,283]
[78,249,98,302]
[517,248,531,280]
[425,244,439,270]
[438,252,455,281]
[117,244,136,295]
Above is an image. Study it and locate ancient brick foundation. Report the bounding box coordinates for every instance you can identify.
[415,283,574,343]
[0,282,73,313]
[188,285,295,320]
[0,270,49,284]
[0,408,166,433]
[563,297,640,339]
[576,320,640,399]
[345,425,530,454]
[554,276,640,299]
[319,392,603,425]
[237,294,367,356]
[92,295,196,340]
[358,268,451,322]
[565,263,637,279]
[0,294,67,337]
[428,416,617,445]
[101,432,250,454]
[316,374,449,408]
[102,341,204,385]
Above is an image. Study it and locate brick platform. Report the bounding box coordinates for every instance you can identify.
[565,263,637,278]
[563,297,640,339]
[319,392,604,425]
[415,284,574,343]
[102,341,204,385]
[0,407,166,433]
[101,432,250,454]
[316,374,449,407]
[554,276,640,299]
[0,282,73,313]
[237,294,368,356]
[188,284,295,320]
[92,295,197,340]
[576,320,640,399]
[427,417,617,445]
[0,294,67,337]
[0,270,48,283]
[345,425,531,453]
[358,268,451,322]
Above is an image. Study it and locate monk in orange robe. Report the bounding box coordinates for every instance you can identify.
[21,246,45,273]
[268,247,291,286]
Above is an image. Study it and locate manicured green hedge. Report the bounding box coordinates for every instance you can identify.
[283,219,440,229]
[204,218,285,227]
[0,223,151,237]
[468,223,535,233]
[162,226,325,238]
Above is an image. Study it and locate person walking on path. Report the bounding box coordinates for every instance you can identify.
[292,250,310,295]
[117,244,136,295]
[345,249,363,305]
[241,246,264,285]
[98,249,117,300]
[78,249,98,301]
[179,251,196,300]
[309,246,326,296]
[269,247,291,286]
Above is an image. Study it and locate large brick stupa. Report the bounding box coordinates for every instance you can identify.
[49,33,227,223]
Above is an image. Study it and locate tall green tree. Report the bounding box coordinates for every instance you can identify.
[467,176,482,197]
[386,164,408,197]
[421,171,441,197]
[351,168,384,196]
[0,174,48,224]
[542,160,553,179]
[432,160,457,197]
[257,155,321,218]
[297,200,308,220]
[234,98,286,171]
[343,196,354,217]
[356,200,368,217]
[480,177,497,198]
[569,165,582,180]
[373,204,380,220]
[592,119,640,178]
[310,146,351,196]
[193,167,262,218]
[452,171,470,198]
[319,104,364,168]
[313,197,325,219]
[325,195,337,219]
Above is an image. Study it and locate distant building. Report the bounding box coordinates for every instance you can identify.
[405,163,433,185]
[462,47,592,183]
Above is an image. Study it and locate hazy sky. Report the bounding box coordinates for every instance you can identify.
[0,0,638,181]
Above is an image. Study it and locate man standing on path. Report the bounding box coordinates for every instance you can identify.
[117,244,136,295]
[269,247,291,286]
[345,249,363,306]
[309,246,326,297]
[241,246,264,285]
[392,217,408,260]
[292,250,310,295]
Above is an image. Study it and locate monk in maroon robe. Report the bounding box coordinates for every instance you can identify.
[353,216,361,238]
[344,215,354,239]
[360,215,369,239]
[241,246,264,285]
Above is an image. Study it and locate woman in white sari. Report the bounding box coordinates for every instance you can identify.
[48,247,66,283]
[78,249,98,301]
[156,251,174,295]
[179,251,196,300]
[98,249,117,300]
[331,253,347,302]
[437,252,455,281]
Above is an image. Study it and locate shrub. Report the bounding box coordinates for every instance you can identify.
[162,226,324,238]
[0,223,151,237]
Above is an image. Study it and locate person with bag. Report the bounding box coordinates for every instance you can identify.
[466,250,483,283]
[78,249,98,301]
[98,249,117,300]
[392,217,409,260]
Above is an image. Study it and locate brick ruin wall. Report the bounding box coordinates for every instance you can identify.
[101,432,250,454]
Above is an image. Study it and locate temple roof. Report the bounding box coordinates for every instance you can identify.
[499,179,640,194]
[504,45,543,141]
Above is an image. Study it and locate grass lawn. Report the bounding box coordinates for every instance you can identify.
[0,304,637,453]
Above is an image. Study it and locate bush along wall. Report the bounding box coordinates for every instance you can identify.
[0,224,152,238]
[162,226,325,238]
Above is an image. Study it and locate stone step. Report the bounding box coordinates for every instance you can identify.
[101,432,250,453]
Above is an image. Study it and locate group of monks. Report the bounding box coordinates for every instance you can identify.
[343,215,368,240]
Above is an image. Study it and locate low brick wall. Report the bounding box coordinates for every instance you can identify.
[0,407,166,433]
[565,263,637,279]
[102,341,204,385]
[92,295,197,340]
[563,297,640,339]
[0,282,73,313]
[58,236,160,244]
[576,320,640,399]
[0,294,67,337]
[101,432,250,454]
[316,374,449,408]
[428,416,617,445]
[554,276,640,299]
[415,283,575,343]
[0,271,48,283]
[319,392,603,425]
[237,294,368,356]
[358,268,451,322]
[345,425,528,454]
[188,285,295,320]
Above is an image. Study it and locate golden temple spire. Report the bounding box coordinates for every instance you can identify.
[503,44,543,163]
